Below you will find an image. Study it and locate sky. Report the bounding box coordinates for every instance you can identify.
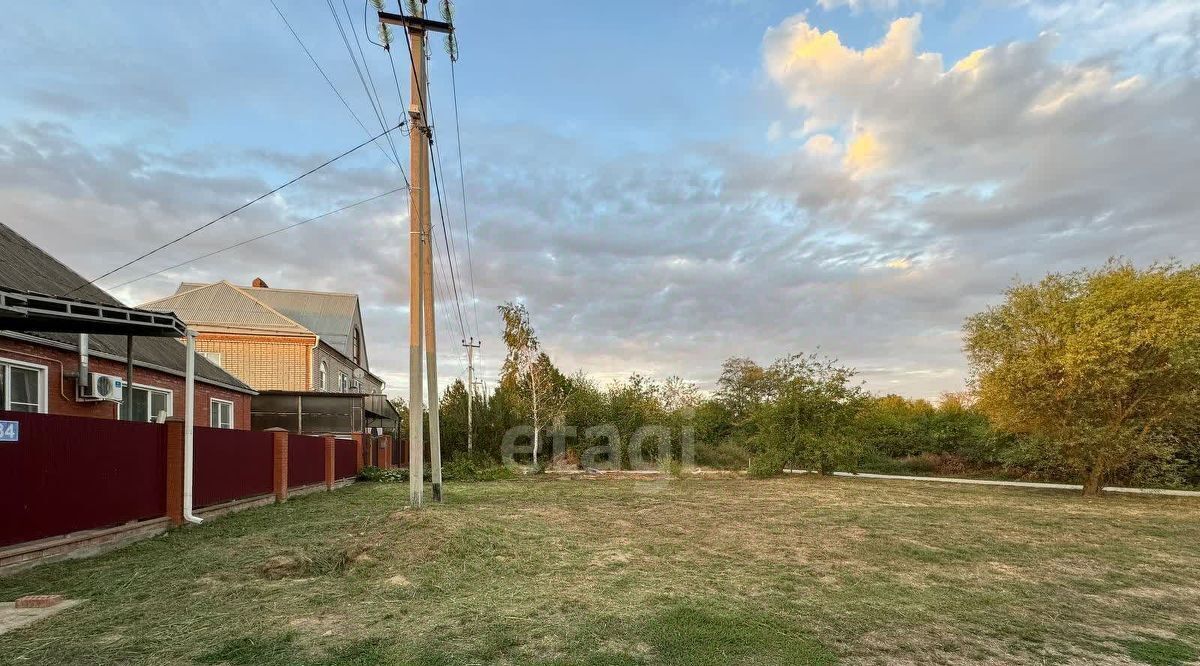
[1,0,1198,400]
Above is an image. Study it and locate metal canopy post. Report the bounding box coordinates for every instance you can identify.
[124,335,134,420]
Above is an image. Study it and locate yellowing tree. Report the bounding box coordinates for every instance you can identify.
[964,261,1200,495]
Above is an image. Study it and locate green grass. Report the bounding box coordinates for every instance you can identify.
[2,475,1200,664]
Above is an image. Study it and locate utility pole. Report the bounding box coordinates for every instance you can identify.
[462,338,480,453]
[380,2,453,508]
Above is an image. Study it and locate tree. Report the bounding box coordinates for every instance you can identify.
[497,302,567,465]
[439,379,469,459]
[748,353,868,476]
[964,260,1200,495]
[716,357,772,428]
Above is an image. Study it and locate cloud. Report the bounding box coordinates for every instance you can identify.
[1,4,1197,405]
[754,10,1200,393]
[1018,0,1200,74]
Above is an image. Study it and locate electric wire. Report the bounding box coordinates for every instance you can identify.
[268,0,406,175]
[104,187,407,291]
[327,0,404,169]
[65,122,403,295]
[448,57,480,337]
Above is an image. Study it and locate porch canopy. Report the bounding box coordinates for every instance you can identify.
[0,286,187,337]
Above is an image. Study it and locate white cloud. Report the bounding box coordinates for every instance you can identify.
[1,5,1197,403]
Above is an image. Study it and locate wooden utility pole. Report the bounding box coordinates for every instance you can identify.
[380,2,453,508]
[463,338,480,452]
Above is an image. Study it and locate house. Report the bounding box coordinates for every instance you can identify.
[140,279,384,394]
[140,279,398,438]
[0,222,255,428]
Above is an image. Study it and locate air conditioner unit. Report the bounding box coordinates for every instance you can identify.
[79,372,125,402]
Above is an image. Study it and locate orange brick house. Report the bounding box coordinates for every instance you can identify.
[139,279,384,396]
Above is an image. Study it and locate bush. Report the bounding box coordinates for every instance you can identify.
[696,440,751,470]
[443,456,518,482]
[358,466,409,483]
[748,448,790,478]
[660,458,685,479]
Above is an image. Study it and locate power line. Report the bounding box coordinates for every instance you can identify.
[268,0,406,177]
[65,122,403,296]
[428,120,470,341]
[390,2,470,340]
[328,0,404,168]
[449,57,480,338]
[105,187,407,291]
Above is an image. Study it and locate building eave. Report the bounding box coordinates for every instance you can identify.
[0,331,259,396]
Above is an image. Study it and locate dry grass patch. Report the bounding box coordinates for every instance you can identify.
[1,476,1199,664]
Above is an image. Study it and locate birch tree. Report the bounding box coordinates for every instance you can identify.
[497,302,566,465]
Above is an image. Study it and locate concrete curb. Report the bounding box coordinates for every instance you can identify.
[783,469,1200,497]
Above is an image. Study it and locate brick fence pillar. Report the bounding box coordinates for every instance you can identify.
[352,432,365,474]
[165,417,184,526]
[323,435,336,490]
[267,428,288,503]
[381,435,392,470]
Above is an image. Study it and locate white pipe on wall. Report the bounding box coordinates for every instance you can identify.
[183,329,202,524]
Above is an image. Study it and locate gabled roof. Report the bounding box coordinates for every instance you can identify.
[173,281,363,361]
[142,282,313,337]
[0,222,253,393]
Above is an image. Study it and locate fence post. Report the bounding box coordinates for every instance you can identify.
[165,417,184,526]
[381,436,392,470]
[352,432,365,474]
[323,435,336,490]
[266,428,288,503]
[383,435,393,469]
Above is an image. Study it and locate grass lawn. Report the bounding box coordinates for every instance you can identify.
[3,475,1200,665]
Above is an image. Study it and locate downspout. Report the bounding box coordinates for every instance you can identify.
[183,329,202,524]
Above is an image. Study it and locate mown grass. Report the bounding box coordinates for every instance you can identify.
[2,475,1200,664]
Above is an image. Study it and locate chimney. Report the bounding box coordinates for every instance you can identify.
[252,277,269,288]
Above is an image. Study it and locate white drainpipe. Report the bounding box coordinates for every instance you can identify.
[183,329,202,524]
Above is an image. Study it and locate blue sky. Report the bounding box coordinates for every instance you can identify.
[1,0,1197,398]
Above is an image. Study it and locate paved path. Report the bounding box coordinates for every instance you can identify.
[783,469,1200,497]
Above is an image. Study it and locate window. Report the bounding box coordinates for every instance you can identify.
[127,385,172,422]
[339,372,348,392]
[0,358,47,413]
[199,351,222,368]
[352,328,361,365]
[210,398,234,429]
[319,361,327,391]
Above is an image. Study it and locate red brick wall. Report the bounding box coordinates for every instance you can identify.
[0,337,252,430]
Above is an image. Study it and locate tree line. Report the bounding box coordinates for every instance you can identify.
[404,260,1200,495]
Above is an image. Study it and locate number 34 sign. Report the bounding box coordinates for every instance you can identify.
[0,420,18,443]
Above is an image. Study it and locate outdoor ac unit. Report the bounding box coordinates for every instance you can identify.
[79,372,125,402]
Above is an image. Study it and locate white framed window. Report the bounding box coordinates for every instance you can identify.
[0,357,48,413]
[210,398,234,429]
[319,361,327,391]
[339,372,348,392]
[127,384,173,423]
[199,351,222,368]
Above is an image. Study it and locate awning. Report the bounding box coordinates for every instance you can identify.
[0,287,187,337]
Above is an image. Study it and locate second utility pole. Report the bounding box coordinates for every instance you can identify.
[381,2,453,507]
[463,338,480,453]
